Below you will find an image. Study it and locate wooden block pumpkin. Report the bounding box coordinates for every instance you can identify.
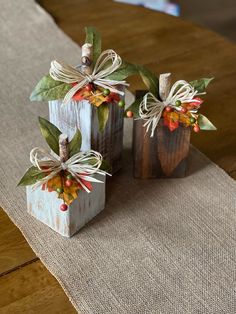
[30,27,131,174]
[128,73,216,178]
[19,118,108,237]
[26,174,105,237]
[30,28,160,174]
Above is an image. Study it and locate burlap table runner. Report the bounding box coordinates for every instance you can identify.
[1,1,236,313]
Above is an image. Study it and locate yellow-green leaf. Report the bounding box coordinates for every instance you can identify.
[69,129,82,157]
[125,98,142,118]
[17,166,46,186]
[38,117,61,154]
[85,157,110,172]
[97,104,109,132]
[136,64,159,96]
[106,61,159,96]
[30,74,72,101]
[190,78,214,93]
[197,114,217,130]
[106,61,138,81]
[85,26,101,64]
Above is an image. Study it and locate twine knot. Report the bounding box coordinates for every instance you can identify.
[61,162,67,170]
[86,74,94,83]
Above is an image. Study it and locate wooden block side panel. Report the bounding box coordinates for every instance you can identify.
[69,175,106,234]
[133,119,190,178]
[156,120,190,177]
[49,99,92,151]
[48,99,124,174]
[91,103,124,174]
[133,119,158,179]
[26,175,105,237]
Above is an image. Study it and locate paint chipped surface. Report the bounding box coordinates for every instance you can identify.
[48,97,124,173]
[26,174,105,237]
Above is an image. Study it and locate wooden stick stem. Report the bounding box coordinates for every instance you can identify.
[159,73,172,101]
[81,43,93,75]
[59,134,69,162]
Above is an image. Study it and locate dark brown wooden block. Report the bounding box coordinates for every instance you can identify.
[133,90,190,178]
[91,103,124,174]
[133,118,190,178]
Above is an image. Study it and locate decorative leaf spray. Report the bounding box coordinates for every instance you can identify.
[30,27,158,132]
[18,118,110,211]
[126,75,216,134]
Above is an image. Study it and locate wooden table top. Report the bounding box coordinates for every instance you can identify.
[1,0,236,312]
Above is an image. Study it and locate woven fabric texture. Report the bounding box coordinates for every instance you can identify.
[0,1,236,313]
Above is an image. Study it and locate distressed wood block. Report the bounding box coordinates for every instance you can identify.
[133,118,190,178]
[133,88,191,179]
[49,99,124,174]
[26,174,105,237]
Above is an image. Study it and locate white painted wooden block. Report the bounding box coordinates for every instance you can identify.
[26,174,105,237]
[48,98,124,174]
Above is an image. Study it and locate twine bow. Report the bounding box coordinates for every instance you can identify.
[30,147,109,193]
[50,49,129,104]
[139,80,204,137]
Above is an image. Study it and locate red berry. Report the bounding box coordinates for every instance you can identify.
[181,107,187,113]
[126,111,133,118]
[60,203,68,211]
[85,84,93,91]
[105,96,113,103]
[65,179,73,187]
[193,125,200,133]
[165,106,172,112]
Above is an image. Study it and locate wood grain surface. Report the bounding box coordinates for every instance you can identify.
[49,99,124,174]
[133,119,190,178]
[1,0,236,312]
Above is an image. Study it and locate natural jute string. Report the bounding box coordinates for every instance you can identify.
[30,147,110,192]
[139,80,204,137]
[50,49,129,104]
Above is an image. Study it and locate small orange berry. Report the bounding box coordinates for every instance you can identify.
[193,125,200,133]
[126,111,133,118]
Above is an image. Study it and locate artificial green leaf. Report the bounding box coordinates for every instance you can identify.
[198,114,217,130]
[30,74,72,101]
[136,64,159,96]
[190,78,214,93]
[125,98,142,118]
[100,159,111,172]
[85,26,102,64]
[107,61,158,96]
[106,61,139,81]
[38,117,61,154]
[68,129,82,157]
[97,103,109,132]
[85,157,111,172]
[17,166,46,186]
